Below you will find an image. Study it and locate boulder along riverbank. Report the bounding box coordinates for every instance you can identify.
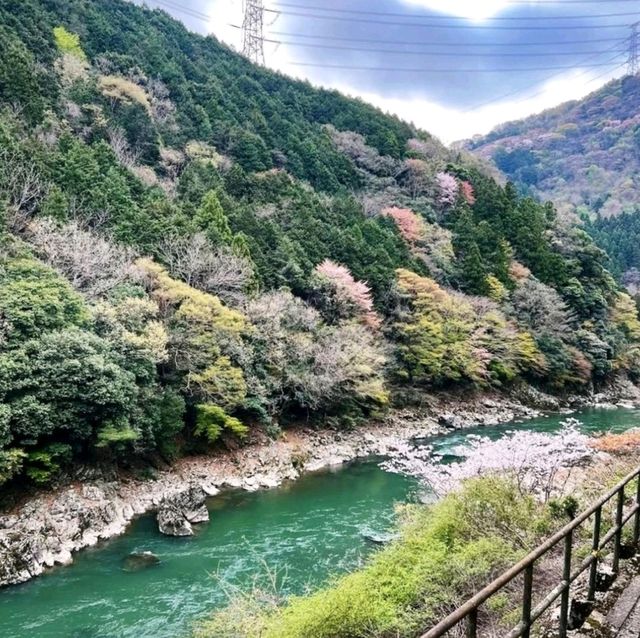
[1,381,639,588]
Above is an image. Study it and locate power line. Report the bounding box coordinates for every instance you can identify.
[147,0,630,73]
[263,37,628,58]
[464,51,627,112]
[286,59,626,73]
[149,1,632,46]
[268,30,628,48]
[269,2,640,22]
[259,7,636,31]
[145,0,213,22]
[466,59,628,115]
[139,0,631,119]
[271,0,640,5]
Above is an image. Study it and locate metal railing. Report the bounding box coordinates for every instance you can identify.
[420,465,640,638]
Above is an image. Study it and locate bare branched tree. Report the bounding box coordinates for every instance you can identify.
[324,124,398,176]
[159,146,186,181]
[159,232,253,305]
[107,127,140,170]
[0,149,48,232]
[508,277,575,340]
[67,195,111,229]
[28,218,137,299]
[147,78,177,127]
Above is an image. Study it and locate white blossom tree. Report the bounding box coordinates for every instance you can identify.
[382,419,592,501]
[245,291,387,415]
[436,171,458,206]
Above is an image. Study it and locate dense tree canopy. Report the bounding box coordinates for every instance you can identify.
[0,0,637,488]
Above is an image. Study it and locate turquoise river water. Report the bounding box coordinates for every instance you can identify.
[1,407,639,638]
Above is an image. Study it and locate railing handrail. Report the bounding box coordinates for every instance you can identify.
[420,464,640,638]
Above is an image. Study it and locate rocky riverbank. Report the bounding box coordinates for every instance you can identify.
[1,383,638,588]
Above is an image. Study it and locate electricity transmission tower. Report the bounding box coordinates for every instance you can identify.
[629,22,640,75]
[242,1,265,65]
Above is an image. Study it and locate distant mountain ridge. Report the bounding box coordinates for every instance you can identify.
[464,74,640,222]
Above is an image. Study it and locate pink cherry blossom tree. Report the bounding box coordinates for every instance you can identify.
[436,171,458,206]
[313,259,380,328]
[460,180,476,205]
[382,206,425,244]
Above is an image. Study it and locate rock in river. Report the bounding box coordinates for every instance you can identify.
[123,551,160,571]
[157,484,209,536]
[362,531,399,546]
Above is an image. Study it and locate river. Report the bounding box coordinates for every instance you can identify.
[1,407,638,638]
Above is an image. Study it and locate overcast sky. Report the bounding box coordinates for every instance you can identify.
[137,0,636,143]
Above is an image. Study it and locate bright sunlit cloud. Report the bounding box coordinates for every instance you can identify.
[206,0,243,49]
[401,0,539,21]
[325,65,622,143]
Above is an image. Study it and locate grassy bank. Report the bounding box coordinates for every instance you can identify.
[195,477,558,638]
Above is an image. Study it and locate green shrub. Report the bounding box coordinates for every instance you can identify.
[0,448,27,486]
[195,404,248,443]
[53,26,87,61]
[0,258,87,343]
[25,442,72,485]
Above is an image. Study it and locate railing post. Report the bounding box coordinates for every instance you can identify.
[522,563,534,638]
[559,529,573,637]
[613,486,625,573]
[466,607,478,638]
[588,506,602,601]
[634,475,640,547]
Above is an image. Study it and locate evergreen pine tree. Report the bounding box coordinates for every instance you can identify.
[195,191,233,246]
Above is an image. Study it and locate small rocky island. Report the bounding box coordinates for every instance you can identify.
[157,484,210,536]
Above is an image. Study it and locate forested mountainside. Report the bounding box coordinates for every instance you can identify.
[0,0,638,490]
[463,74,640,279]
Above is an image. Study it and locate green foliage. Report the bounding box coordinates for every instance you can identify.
[194,191,233,246]
[95,424,139,450]
[25,442,72,485]
[195,404,248,443]
[548,495,580,520]
[139,258,247,408]
[393,269,541,386]
[230,129,271,172]
[0,26,50,123]
[393,269,482,384]
[150,388,186,458]
[0,258,87,343]
[587,211,640,279]
[0,327,141,450]
[0,448,27,486]
[196,477,551,638]
[53,26,87,61]
[189,357,247,411]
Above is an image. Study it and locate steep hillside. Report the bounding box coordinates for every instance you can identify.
[465,74,640,222]
[0,0,638,491]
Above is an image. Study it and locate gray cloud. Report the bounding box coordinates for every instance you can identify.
[135,1,636,139]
